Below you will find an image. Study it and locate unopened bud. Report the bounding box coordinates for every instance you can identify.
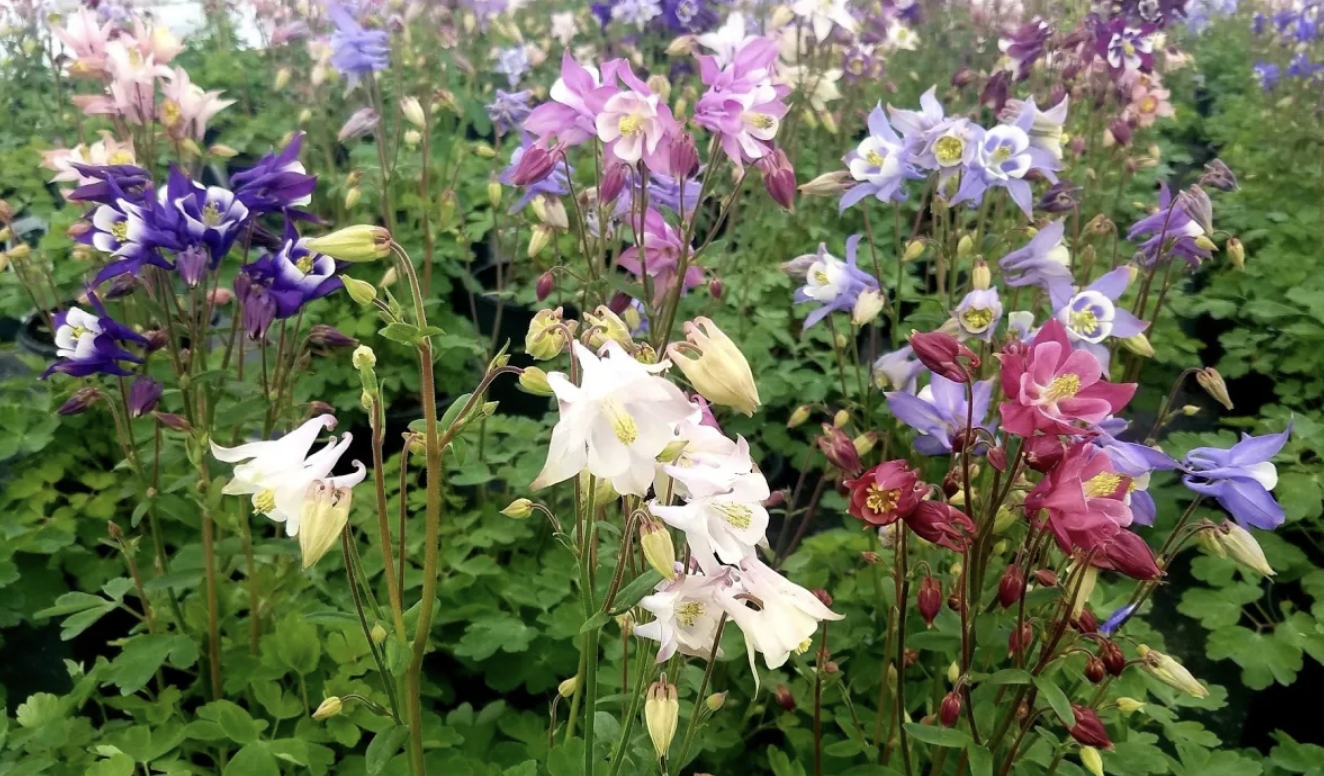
[1227,237,1244,268]
[501,498,534,519]
[341,274,377,306]
[645,677,680,758]
[903,240,926,262]
[344,187,361,209]
[274,68,291,91]
[401,96,426,128]
[1080,746,1104,776]
[774,684,795,711]
[558,675,581,698]
[798,170,854,197]
[536,271,555,302]
[306,225,391,263]
[312,697,342,720]
[1217,519,1274,577]
[705,692,727,711]
[788,405,812,428]
[1138,645,1207,698]
[1195,367,1233,410]
[208,143,239,158]
[640,519,676,580]
[832,409,850,428]
[528,224,554,257]
[1115,697,1145,714]
[371,622,387,644]
[971,259,991,290]
[519,366,554,396]
[956,234,974,258]
[939,691,961,727]
[1121,333,1155,358]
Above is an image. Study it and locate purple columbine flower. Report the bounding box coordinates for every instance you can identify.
[1099,604,1137,636]
[127,375,163,417]
[1183,423,1293,530]
[234,228,341,340]
[494,45,530,87]
[1127,181,1212,266]
[954,288,1003,342]
[661,0,719,33]
[67,163,153,205]
[839,104,922,212]
[1048,266,1149,367]
[523,52,614,148]
[161,166,249,261]
[82,182,180,286]
[999,19,1051,80]
[1038,179,1081,213]
[42,294,148,378]
[486,89,532,136]
[999,219,1072,291]
[327,2,390,82]
[499,137,572,212]
[609,0,662,29]
[1091,426,1177,526]
[886,374,997,455]
[841,45,881,84]
[694,36,790,168]
[230,132,317,216]
[951,101,1059,216]
[1253,61,1281,90]
[873,345,923,394]
[616,169,702,218]
[1287,52,1321,79]
[1098,20,1156,75]
[177,245,209,287]
[617,208,703,305]
[888,87,980,181]
[792,235,878,329]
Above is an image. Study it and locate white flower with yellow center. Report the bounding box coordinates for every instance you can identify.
[635,571,731,661]
[650,470,770,574]
[532,341,698,496]
[719,558,844,675]
[595,91,666,165]
[54,307,103,360]
[791,0,856,41]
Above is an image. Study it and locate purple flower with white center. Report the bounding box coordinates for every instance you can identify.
[839,104,922,212]
[1287,52,1321,79]
[999,219,1073,291]
[886,374,996,455]
[486,89,531,136]
[954,288,1003,341]
[234,234,340,341]
[327,2,389,82]
[231,132,317,216]
[82,186,180,285]
[1183,423,1293,530]
[1099,20,1155,75]
[952,102,1059,216]
[499,138,572,212]
[999,19,1051,80]
[524,53,614,147]
[162,166,249,261]
[1007,311,1037,342]
[889,86,979,179]
[127,375,163,417]
[1127,181,1212,266]
[694,36,789,168]
[618,208,703,305]
[1091,427,1177,526]
[873,345,923,393]
[611,0,661,29]
[1002,96,1070,163]
[272,233,341,303]
[1099,604,1137,636]
[1253,61,1281,90]
[841,45,881,84]
[494,45,530,87]
[616,169,702,218]
[1048,266,1149,367]
[793,235,879,329]
[42,295,147,378]
[662,0,719,33]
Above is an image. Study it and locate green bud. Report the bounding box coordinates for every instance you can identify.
[501,498,534,519]
[306,225,392,263]
[341,274,377,306]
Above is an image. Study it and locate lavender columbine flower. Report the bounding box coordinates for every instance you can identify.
[1253,61,1281,90]
[954,288,1003,342]
[839,104,922,212]
[841,45,881,84]
[616,169,702,218]
[338,107,380,142]
[1127,181,1212,265]
[610,0,662,29]
[486,89,532,136]
[661,0,719,33]
[1287,52,1321,79]
[1183,423,1293,530]
[1038,180,1081,213]
[177,245,209,287]
[231,132,317,216]
[873,345,923,393]
[1048,267,1148,367]
[793,235,878,329]
[42,295,148,378]
[951,101,1059,216]
[886,374,996,455]
[67,163,153,205]
[999,19,1051,79]
[1092,424,1177,526]
[127,375,163,417]
[494,45,530,87]
[999,220,1073,291]
[327,2,390,82]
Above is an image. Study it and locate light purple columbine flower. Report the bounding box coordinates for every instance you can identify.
[524,53,615,147]
[888,87,979,182]
[487,89,532,136]
[326,2,390,82]
[617,208,704,305]
[1092,423,1177,526]
[841,45,881,83]
[951,101,1059,216]
[1253,61,1280,90]
[999,19,1051,79]
[1127,181,1212,266]
[596,61,682,174]
[793,235,878,329]
[494,45,530,87]
[874,345,924,394]
[1098,20,1155,75]
[999,219,1072,291]
[611,0,662,29]
[177,245,208,287]
[1183,423,1293,530]
[42,294,148,378]
[954,288,1003,341]
[616,169,702,218]
[1048,266,1148,367]
[1099,603,1137,636]
[694,36,789,168]
[886,374,996,455]
[839,104,922,212]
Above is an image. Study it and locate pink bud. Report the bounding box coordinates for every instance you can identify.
[708,277,723,299]
[917,575,942,628]
[908,330,979,383]
[207,287,234,305]
[512,143,558,186]
[757,149,796,212]
[939,691,962,727]
[599,163,629,205]
[669,132,700,180]
[998,565,1025,608]
[536,271,554,302]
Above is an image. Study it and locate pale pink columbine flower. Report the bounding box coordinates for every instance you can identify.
[161,68,235,140]
[1125,82,1174,127]
[39,133,137,188]
[694,37,790,167]
[338,107,380,141]
[54,7,114,78]
[618,208,705,305]
[524,52,615,146]
[594,61,680,172]
[132,17,185,66]
[98,40,171,124]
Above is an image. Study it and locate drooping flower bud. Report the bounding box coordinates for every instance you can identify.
[525,308,577,360]
[1066,704,1112,750]
[774,684,796,711]
[852,289,885,326]
[528,225,554,257]
[917,575,942,628]
[1121,333,1155,357]
[1195,367,1233,410]
[58,386,104,416]
[645,677,679,759]
[306,225,391,263]
[154,412,193,432]
[640,518,677,580]
[177,245,208,288]
[125,376,163,418]
[312,697,343,720]
[308,324,358,348]
[341,275,377,306]
[997,565,1025,608]
[668,317,760,416]
[1137,645,1208,698]
[501,498,534,519]
[1215,520,1274,577]
[1226,237,1245,268]
[939,691,962,727]
[299,482,353,569]
[1009,621,1033,655]
[518,366,554,396]
[799,170,854,198]
[1198,158,1238,191]
[1080,746,1104,776]
[706,692,727,711]
[558,675,581,698]
[788,405,812,428]
[1098,640,1126,676]
[905,501,976,552]
[401,96,426,128]
[1085,655,1106,684]
[669,132,700,180]
[1115,697,1144,714]
[908,330,979,383]
[816,424,861,475]
[511,143,558,186]
[274,68,291,91]
[756,148,796,212]
[903,240,926,262]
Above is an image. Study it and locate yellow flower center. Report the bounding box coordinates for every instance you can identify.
[70,325,89,339]
[618,114,642,136]
[934,136,965,165]
[1122,40,1137,57]
[961,307,995,332]
[991,145,1013,164]
[866,149,886,166]
[849,59,864,74]
[744,112,775,129]
[1083,472,1125,498]
[202,202,223,227]
[603,399,639,445]
[812,269,830,285]
[296,254,316,274]
[162,99,181,128]
[110,220,129,242]
[715,502,753,529]
[1069,308,1100,335]
[1140,96,1158,114]
[795,638,812,654]
[1041,373,1081,402]
[252,488,277,514]
[865,484,901,515]
[677,601,706,627]
[109,150,134,165]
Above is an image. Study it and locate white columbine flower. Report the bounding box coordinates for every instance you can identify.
[719,558,843,675]
[551,11,577,46]
[885,21,920,51]
[635,571,731,661]
[211,415,366,536]
[532,341,697,496]
[650,471,770,573]
[790,0,856,42]
[778,65,842,112]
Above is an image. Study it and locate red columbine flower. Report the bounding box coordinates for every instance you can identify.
[997,319,1135,437]
[845,460,922,525]
[1066,704,1113,750]
[819,424,863,476]
[909,329,979,383]
[904,501,976,551]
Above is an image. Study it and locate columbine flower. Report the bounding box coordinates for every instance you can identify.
[1001,96,1069,162]
[160,67,234,141]
[610,0,663,29]
[338,108,380,142]
[953,101,1059,215]
[327,2,390,83]
[531,341,696,496]
[55,7,114,78]
[1127,181,1212,265]
[694,37,788,168]
[487,89,532,136]
[719,558,844,672]
[211,415,366,538]
[1183,423,1293,530]
[874,345,924,393]
[954,288,1003,342]
[595,65,679,171]
[793,236,879,329]
[636,570,730,661]
[1000,220,1073,291]
[1253,61,1280,90]
[163,167,250,261]
[998,319,1136,437]
[43,296,148,378]
[1091,428,1177,526]
[494,45,531,87]
[845,461,923,525]
[551,11,578,45]
[668,317,761,416]
[234,232,340,339]
[1100,21,1155,74]
[695,11,756,68]
[40,134,136,188]
[1125,81,1174,127]
[230,133,317,216]
[839,105,922,211]
[1048,267,1148,367]
[651,469,769,573]
[884,20,920,51]
[778,65,842,113]
[886,375,996,455]
[618,209,704,305]
[842,45,881,84]
[999,19,1051,79]
[500,138,572,212]
[791,0,855,41]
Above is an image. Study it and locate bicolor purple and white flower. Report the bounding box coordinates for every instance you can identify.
[43,295,148,378]
[839,104,922,212]
[694,37,789,168]
[999,219,1073,291]
[954,288,1003,342]
[1049,267,1148,367]
[952,101,1059,215]
[886,374,997,455]
[1183,423,1293,531]
[793,235,879,329]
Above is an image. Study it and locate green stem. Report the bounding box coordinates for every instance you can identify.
[675,613,727,767]
[607,640,656,776]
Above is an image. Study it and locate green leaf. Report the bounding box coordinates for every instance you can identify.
[1034,675,1075,728]
[1206,625,1303,689]
[981,669,1032,686]
[365,725,410,776]
[546,738,585,776]
[967,744,993,776]
[903,723,971,748]
[87,753,136,776]
[223,743,280,776]
[199,700,265,746]
[385,637,411,677]
[1178,584,1261,630]
[380,322,421,344]
[275,618,322,675]
[108,635,176,696]
[504,762,538,776]
[609,570,663,614]
[454,614,534,661]
[579,610,610,635]
[15,693,63,728]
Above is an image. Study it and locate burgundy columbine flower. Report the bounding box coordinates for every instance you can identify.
[998,564,1025,608]
[1066,704,1113,750]
[997,319,1135,437]
[818,424,863,476]
[904,501,975,551]
[845,460,922,525]
[917,575,942,627]
[909,330,979,383]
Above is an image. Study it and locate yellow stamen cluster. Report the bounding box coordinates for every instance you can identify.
[202,202,223,227]
[618,114,642,136]
[676,601,706,627]
[991,145,1013,164]
[296,254,316,274]
[1042,373,1081,402]
[866,149,886,167]
[961,307,995,332]
[110,220,129,242]
[1070,308,1101,336]
[252,489,277,514]
[935,136,965,165]
[715,502,753,529]
[866,484,901,515]
[1083,471,1125,498]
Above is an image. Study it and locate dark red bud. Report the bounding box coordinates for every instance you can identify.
[1067,704,1112,750]
[1085,656,1106,684]
[939,691,962,727]
[1009,621,1034,655]
[607,291,632,314]
[775,684,796,712]
[812,589,834,607]
[1073,608,1098,634]
[511,144,558,186]
[1025,434,1065,473]
[763,490,786,508]
[998,565,1026,609]
[1099,641,1126,676]
[824,661,839,674]
[917,575,942,628]
[708,277,723,299]
[987,445,1007,472]
[1034,569,1058,587]
[908,330,979,383]
[309,400,335,415]
[536,271,555,302]
[153,412,193,431]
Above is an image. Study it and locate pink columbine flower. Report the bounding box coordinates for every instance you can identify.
[523,52,616,147]
[54,7,114,78]
[998,319,1135,437]
[132,17,184,66]
[595,61,680,173]
[694,36,790,167]
[1026,442,1133,551]
[40,133,137,188]
[617,208,704,305]
[1125,81,1174,128]
[161,68,235,140]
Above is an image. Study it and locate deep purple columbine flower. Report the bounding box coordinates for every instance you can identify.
[42,294,148,378]
[81,180,181,286]
[661,0,720,33]
[1127,181,1212,266]
[1183,423,1293,530]
[177,245,209,287]
[873,345,924,394]
[233,228,341,340]
[230,132,317,216]
[792,235,878,329]
[839,104,922,212]
[886,374,996,455]
[327,2,390,82]
[67,163,153,205]
[1098,20,1156,75]
[1048,266,1149,367]
[162,166,249,261]
[486,89,532,136]
[1038,179,1081,212]
[999,219,1072,291]
[127,375,163,417]
[999,19,1051,80]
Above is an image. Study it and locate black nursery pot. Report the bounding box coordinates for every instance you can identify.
[17,311,59,360]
